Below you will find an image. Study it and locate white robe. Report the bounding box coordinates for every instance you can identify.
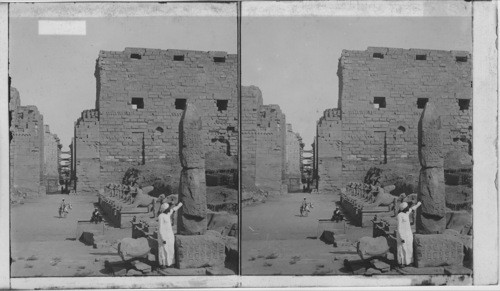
[158,203,182,266]
[396,202,421,265]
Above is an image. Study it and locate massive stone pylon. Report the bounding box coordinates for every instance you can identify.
[416,102,446,234]
[177,103,207,235]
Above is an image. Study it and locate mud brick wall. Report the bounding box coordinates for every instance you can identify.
[241,86,263,187]
[316,108,342,192]
[9,88,45,195]
[286,124,302,192]
[75,109,100,193]
[337,47,472,185]
[88,48,237,188]
[255,105,287,193]
[44,125,61,193]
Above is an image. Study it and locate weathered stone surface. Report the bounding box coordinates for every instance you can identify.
[371,259,391,272]
[417,213,447,235]
[177,216,208,236]
[118,237,151,261]
[179,103,205,169]
[418,102,444,168]
[418,167,445,217]
[413,234,464,268]
[130,260,151,273]
[207,212,238,235]
[446,211,472,234]
[175,234,226,269]
[357,236,390,260]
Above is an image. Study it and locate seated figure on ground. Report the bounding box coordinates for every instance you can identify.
[90,207,103,223]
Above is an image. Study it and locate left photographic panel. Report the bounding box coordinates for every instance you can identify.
[9,2,238,279]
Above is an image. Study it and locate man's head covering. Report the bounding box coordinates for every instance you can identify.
[399,202,408,212]
[160,202,173,213]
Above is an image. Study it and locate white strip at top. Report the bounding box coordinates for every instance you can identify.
[38,20,86,35]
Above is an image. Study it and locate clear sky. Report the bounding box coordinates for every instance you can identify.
[9,3,237,149]
[242,16,472,147]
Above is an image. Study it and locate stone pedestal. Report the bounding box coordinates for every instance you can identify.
[413,234,464,268]
[175,234,226,269]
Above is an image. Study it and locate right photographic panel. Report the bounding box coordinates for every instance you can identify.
[240,1,473,279]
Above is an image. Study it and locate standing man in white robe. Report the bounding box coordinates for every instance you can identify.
[396,201,422,266]
[158,201,183,269]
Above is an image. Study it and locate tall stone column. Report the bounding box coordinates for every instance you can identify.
[177,103,207,235]
[416,102,446,234]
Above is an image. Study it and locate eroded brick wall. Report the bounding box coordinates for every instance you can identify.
[75,109,100,193]
[286,124,302,192]
[44,125,61,193]
[76,48,238,191]
[337,47,472,185]
[241,86,263,188]
[255,105,286,193]
[316,108,342,192]
[10,87,45,195]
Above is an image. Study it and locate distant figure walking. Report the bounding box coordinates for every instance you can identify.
[58,199,71,218]
[158,201,183,269]
[300,198,313,217]
[90,207,103,224]
[396,201,422,266]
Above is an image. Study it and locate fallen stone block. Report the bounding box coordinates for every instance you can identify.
[364,267,382,276]
[207,212,237,235]
[131,260,152,273]
[175,233,226,269]
[444,265,472,275]
[413,234,464,268]
[371,259,391,272]
[126,269,143,276]
[118,237,151,261]
[319,231,336,245]
[357,236,389,260]
[105,260,128,276]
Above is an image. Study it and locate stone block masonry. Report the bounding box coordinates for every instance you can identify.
[315,108,342,192]
[314,47,472,190]
[286,124,302,192]
[44,125,61,193]
[75,110,100,193]
[75,48,237,192]
[9,86,45,195]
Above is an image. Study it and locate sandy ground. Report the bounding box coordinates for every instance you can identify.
[242,192,372,275]
[10,194,128,277]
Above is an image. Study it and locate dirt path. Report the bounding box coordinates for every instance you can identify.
[10,194,124,277]
[242,192,371,275]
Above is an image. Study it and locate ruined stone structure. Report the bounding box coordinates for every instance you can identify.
[177,103,208,235]
[44,125,61,193]
[241,86,288,194]
[9,86,45,195]
[314,47,472,191]
[286,124,302,192]
[314,108,342,192]
[416,102,446,234]
[74,48,237,193]
[9,84,62,196]
[74,110,100,193]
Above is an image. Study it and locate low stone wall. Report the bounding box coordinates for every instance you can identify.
[98,195,150,228]
[340,188,394,227]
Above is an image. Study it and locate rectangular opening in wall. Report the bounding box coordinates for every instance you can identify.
[130,53,142,60]
[373,53,384,59]
[216,99,228,111]
[458,99,470,110]
[175,98,187,110]
[416,54,427,61]
[213,57,226,63]
[417,98,429,109]
[227,126,235,131]
[373,97,386,108]
[131,98,144,109]
[456,56,468,62]
[173,55,184,61]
